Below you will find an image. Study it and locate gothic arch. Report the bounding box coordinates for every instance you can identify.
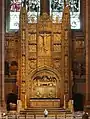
[30,66,61,81]
[27,66,63,100]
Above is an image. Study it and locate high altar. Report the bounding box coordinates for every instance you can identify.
[5,0,72,109]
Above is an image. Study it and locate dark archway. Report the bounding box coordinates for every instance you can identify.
[10,61,18,75]
[5,61,9,75]
[73,93,85,112]
[6,93,18,111]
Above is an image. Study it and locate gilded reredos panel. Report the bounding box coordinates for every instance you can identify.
[5,5,72,108]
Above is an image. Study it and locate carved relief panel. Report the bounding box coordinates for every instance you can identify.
[27,69,61,99]
[37,33,52,67]
[28,33,37,72]
[32,77,56,98]
[74,40,85,59]
[28,44,36,52]
[5,37,18,61]
[28,59,36,71]
[38,33,51,56]
[53,33,62,71]
[38,13,52,32]
[28,34,36,44]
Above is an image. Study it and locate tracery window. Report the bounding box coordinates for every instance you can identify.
[26,0,40,23]
[10,0,21,29]
[50,0,80,29]
[9,0,40,30]
[7,0,80,31]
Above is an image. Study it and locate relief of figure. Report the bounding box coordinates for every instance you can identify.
[38,34,51,56]
[29,60,36,69]
[48,90,55,98]
[36,91,42,98]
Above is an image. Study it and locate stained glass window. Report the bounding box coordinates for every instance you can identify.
[70,0,80,29]
[50,0,80,29]
[26,0,40,23]
[10,0,21,29]
[9,0,40,30]
[8,0,80,30]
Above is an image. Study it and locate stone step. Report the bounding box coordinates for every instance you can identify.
[20,108,71,115]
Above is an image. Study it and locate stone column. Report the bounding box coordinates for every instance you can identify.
[40,0,50,15]
[0,0,5,109]
[86,0,90,105]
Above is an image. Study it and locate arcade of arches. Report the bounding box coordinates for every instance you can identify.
[0,0,90,111]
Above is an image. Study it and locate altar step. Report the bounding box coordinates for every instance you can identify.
[20,107,71,115]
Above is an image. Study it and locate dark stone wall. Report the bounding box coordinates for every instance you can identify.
[86,0,90,105]
[0,0,5,108]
